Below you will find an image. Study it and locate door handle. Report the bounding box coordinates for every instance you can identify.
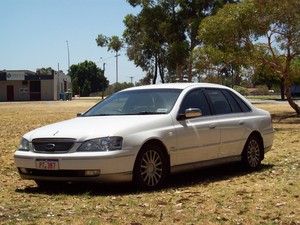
[239,120,244,125]
[209,123,216,129]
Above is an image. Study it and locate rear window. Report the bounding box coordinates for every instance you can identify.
[204,88,251,115]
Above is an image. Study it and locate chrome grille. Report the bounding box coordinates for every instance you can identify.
[32,138,76,153]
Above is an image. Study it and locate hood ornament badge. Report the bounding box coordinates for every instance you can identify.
[45,143,56,151]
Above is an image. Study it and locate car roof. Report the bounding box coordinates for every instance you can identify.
[123,82,229,91]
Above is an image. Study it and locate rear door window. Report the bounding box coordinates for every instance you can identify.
[222,90,243,113]
[205,89,232,115]
[229,92,251,112]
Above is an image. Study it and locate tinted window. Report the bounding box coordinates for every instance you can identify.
[222,90,242,113]
[205,89,231,115]
[230,92,251,112]
[179,89,211,116]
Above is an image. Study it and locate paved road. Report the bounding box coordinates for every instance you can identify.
[250,99,300,104]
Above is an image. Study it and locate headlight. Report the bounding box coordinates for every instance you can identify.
[19,138,30,151]
[78,137,123,152]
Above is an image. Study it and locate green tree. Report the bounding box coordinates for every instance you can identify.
[71,76,79,95]
[96,35,123,84]
[135,72,152,86]
[253,62,283,96]
[125,0,239,83]
[196,0,254,86]
[291,58,300,85]
[105,82,134,96]
[177,0,239,81]
[198,0,300,114]
[95,34,123,53]
[69,61,108,97]
[123,5,168,83]
[36,67,54,75]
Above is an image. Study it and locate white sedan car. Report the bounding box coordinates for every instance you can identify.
[14,83,274,190]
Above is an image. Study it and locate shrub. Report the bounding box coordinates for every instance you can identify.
[256,85,269,95]
[234,86,250,96]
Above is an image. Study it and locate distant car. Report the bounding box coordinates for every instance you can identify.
[14,83,274,190]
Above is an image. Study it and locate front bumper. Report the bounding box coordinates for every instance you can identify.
[14,150,136,183]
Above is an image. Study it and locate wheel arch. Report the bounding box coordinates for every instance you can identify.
[132,139,171,190]
[140,139,170,166]
[245,131,265,160]
[134,139,171,175]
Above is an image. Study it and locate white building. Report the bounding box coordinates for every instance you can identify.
[0,70,72,101]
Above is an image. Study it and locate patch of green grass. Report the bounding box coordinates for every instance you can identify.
[247,95,281,100]
[0,101,299,225]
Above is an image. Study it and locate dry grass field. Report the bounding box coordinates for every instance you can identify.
[0,100,299,225]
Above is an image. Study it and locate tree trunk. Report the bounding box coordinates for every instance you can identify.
[159,67,165,83]
[285,80,300,115]
[158,57,165,83]
[283,47,300,114]
[153,56,158,84]
[280,81,285,100]
[177,64,183,82]
[188,52,193,82]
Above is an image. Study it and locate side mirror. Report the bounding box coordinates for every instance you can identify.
[185,108,202,118]
[177,108,202,120]
[77,112,83,117]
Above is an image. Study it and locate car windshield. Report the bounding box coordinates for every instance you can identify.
[83,88,182,116]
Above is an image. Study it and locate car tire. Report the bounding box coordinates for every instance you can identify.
[242,134,263,170]
[133,143,168,191]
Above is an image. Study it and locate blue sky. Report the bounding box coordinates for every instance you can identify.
[0,0,144,84]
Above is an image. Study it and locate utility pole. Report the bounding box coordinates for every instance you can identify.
[129,76,134,84]
[115,52,120,84]
[102,62,106,99]
[66,40,70,72]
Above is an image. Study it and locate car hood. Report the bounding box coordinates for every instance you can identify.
[24,115,172,142]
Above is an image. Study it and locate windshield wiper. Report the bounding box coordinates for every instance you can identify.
[83,112,167,116]
[136,111,166,115]
[83,114,113,117]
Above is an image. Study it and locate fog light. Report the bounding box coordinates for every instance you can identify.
[19,168,28,174]
[84,170,100,177]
